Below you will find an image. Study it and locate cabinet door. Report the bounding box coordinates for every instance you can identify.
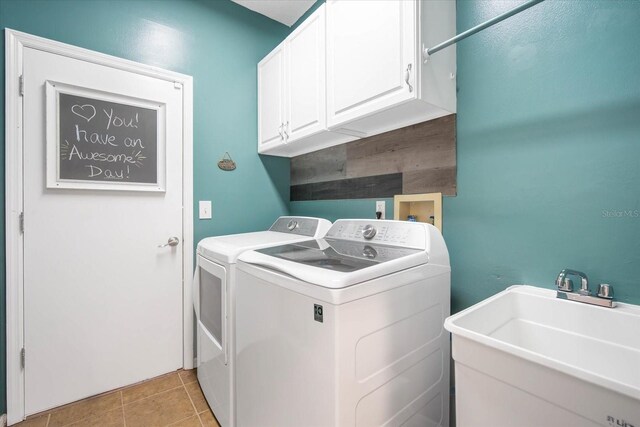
[327,0,417,128]
[258,44,285,150]
[285,5,326,143]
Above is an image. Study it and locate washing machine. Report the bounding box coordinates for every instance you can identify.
[235,219,451,427]
[193,216,332,427]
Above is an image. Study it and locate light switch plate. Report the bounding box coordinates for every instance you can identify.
[376,201,386,219]
[199,201,212,219]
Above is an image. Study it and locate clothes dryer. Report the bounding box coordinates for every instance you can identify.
[194,217,331,427]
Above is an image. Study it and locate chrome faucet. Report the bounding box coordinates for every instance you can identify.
[555,269,590,295]
[555,269,615,308]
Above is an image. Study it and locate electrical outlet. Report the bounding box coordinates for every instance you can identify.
[376,201,386,219]
[199,201,212,219]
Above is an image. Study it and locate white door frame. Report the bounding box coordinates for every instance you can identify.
[5,29,194,424]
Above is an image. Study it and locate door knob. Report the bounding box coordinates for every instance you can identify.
[158,237,180,248]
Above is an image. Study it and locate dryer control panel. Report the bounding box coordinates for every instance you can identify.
[269,217,326,237]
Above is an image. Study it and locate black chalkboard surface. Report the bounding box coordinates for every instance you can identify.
[58,93,158,184]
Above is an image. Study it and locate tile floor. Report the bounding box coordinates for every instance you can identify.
[15,370,220,427]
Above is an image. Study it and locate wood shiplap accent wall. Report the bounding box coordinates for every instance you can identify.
[291,114,456,201]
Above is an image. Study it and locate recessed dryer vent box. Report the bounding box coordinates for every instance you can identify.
[394,192,442,232]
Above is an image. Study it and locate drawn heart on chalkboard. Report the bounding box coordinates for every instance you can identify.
[71,104,96,122]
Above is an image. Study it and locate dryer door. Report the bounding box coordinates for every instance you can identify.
[197,256,228,365]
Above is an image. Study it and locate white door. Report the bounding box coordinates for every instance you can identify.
[258,44,285,151]
[285,5,326,143]
[326,0,416,128]
[22,47,184,415]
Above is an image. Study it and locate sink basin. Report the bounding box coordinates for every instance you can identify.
[445,285,640,427]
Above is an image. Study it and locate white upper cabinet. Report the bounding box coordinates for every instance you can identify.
[258,5,357,157]
[258,44,285,148]
[258,0,456,157]
[326,0,456,137]
[326,0,416,127]
[285,7,325,143]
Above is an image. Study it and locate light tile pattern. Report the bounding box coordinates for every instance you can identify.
[15,370,220,427]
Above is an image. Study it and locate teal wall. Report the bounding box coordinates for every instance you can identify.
[0,0,292,414]
[446,0,640,312]
[291,0,640,313]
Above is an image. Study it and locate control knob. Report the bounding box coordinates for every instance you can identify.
[362,224,377,240]
[287,220,298,231]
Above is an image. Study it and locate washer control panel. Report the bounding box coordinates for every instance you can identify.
[325,220,427,249]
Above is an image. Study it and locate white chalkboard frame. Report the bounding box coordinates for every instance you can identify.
[45,80,167,192]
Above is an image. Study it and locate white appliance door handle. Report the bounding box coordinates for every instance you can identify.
[192,257,200,367]
[193,262,200,318]
[224,277,228,366]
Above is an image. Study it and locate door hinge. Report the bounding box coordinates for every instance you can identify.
[19,75,24,97]
[20,348,25,369]
[19,212,24,234]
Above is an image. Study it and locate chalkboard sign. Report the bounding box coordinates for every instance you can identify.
[46,82,165,191]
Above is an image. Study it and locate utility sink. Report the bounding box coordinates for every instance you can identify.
[445,285,640,427]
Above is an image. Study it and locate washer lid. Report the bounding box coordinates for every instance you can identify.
[239,239,428,289]
[258,239,422,272]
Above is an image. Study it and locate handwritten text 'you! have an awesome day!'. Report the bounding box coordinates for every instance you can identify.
[62,103,148,181]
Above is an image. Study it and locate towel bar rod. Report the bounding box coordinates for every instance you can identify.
[423,0,546,60]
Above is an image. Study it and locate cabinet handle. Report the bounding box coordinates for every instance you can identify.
[404,63,413,92]
[278,123,285,140]
[283,121,290,140]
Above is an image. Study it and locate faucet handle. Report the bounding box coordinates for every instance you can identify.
[597,284,614,299]
[558,278,573,292]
